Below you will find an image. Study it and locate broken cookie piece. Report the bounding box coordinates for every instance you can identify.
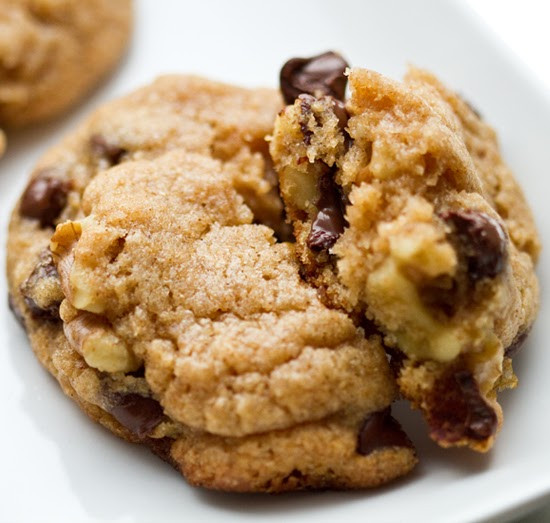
[270,54,540,452]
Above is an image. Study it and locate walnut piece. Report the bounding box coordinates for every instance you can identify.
[62,309,139,373]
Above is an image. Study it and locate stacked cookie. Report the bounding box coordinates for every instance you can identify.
[6,51,540,491]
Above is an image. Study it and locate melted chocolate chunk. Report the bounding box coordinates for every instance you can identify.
[357,408,413,455]
[505,329,530,358]
[22,296,60,322]
[8,294,26,329]
[20,171,70,228]
[454,371,498,440]
[307,167,347,251]
[280,51,349,105]
[20,252,62,321]
[90,134,127,165]
[428,368,497,443]
[109,394,164,439]
[441,210,507,282]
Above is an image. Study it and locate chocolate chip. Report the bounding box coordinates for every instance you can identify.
[505,329,530,358]
[357,408,413,456]
[307,166,347,251]
[441,210,507,282]
[280,51,349,105]
[428,367,497,444]
[454,371,497,440]
[22,296,60,322]
[8,294,26,329]
[20,251,62,321]
[109,393,164,439]
[20,171,70,228]
[90,134,127,165]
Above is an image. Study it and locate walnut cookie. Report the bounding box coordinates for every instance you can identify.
[7,75,416,492]
[270,52,540,452]
[0,0,132,155]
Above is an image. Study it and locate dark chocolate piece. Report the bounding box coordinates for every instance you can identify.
[20,171,69,228]
[428,368,497,444]
[454,371,498,440]
[20,251,62,321]
[280,51,349,105]
[109,393,164,439]
[357,408,413,455]
[90,134,127,165]
[307,166,346,251]
[441,210,507,282]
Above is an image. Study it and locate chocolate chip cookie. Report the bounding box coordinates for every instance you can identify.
[270,53,540,452]
[0,0,132,135]
[7,75,416,491]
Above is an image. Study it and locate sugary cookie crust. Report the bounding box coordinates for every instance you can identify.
[7,75,416,491]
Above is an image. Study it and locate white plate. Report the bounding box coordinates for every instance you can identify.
[1,1,549,522]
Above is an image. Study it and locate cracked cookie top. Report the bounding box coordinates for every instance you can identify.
[51,151,397,437]
[8,74,416,491]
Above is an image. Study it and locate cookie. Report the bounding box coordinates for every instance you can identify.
[0,0,132,134]
[7,75,416,491]
[270,53,540,452]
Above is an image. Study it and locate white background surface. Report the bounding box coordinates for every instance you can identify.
[465,1,550,92]
[464,4,550,520]
[1,1,550,522]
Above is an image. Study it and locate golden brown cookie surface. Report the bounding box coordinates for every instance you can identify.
[7,75,416,491]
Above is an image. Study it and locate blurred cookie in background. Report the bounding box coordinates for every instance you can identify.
[0,0,132,154]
